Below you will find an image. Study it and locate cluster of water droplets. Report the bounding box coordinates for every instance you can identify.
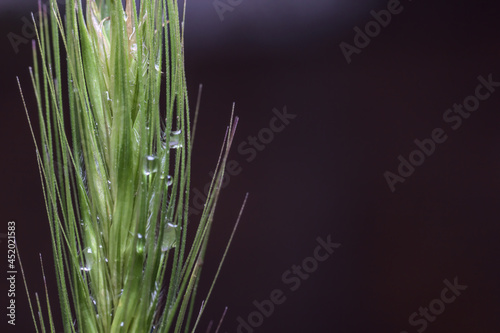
[142,129,183,183]
[133,218,178,254]
[143,155,172,187]
[79,219,110,272]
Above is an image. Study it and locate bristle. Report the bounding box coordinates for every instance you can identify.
[214,306,228,333]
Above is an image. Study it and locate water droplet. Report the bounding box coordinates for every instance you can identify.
[81,247,94,272]
[106,91,112,101]
[143,155,158,175]
[161,222,178,252]
[160,173,173,186]
[120,322,124,327]
[136,233,145,254]
[162,130,183,149]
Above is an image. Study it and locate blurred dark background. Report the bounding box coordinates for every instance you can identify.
[2,0,500,332]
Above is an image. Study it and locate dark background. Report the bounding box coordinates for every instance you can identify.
[1,0,500,332]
